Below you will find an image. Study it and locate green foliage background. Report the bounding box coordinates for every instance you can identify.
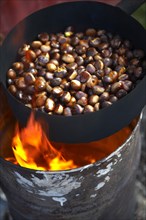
[132,3,146,29]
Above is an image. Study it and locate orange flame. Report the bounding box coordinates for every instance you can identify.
[10,113,77,171]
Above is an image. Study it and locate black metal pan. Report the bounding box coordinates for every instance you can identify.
[0,1,146,143]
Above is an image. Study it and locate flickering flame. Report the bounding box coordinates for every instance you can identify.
[3,114,138,170]
[10,113,77,171]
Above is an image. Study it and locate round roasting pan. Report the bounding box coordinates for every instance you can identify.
[0,1,146,143]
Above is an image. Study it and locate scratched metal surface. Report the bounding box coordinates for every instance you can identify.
[0,118,142,220]
[0,111,145,220]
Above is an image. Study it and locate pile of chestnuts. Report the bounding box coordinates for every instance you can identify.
[7,26,146,116]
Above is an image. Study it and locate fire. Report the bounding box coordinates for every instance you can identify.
[9,113,77,171]
[2,114,138,171]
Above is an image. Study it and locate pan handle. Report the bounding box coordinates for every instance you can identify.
[117,0,145,15]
